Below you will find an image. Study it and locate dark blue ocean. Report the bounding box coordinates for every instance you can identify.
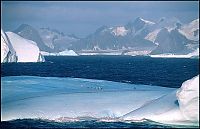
[1,56,199,128]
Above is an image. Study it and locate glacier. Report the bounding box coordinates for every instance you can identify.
[1,75,199,126]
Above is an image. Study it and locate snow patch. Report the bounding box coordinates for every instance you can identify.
[179,19,199,41]
[112,26,128,36]
[145,29,161,42]
[140,18,155,25]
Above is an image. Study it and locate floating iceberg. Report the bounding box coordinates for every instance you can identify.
[6,32,45,62]
[41,49,78,56]
[122,75,199,126]
[1,29,45,63]
[1,75,199,126]
[1,30,17,63]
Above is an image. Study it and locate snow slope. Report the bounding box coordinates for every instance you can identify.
[1,75,199,126]
[145,29,161,43]
[1,30,17,63]
[122,75,199,126]
[179,19,199,41]
[6,32,45,62]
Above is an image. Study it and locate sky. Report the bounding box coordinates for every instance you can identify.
[1,1,199,38]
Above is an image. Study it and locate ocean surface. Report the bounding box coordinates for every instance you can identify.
[1,56,199,88]
[1,56,199,128]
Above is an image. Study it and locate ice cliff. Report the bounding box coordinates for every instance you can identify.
[1,29,45,63]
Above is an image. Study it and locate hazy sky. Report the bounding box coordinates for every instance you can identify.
[2,1,199,37]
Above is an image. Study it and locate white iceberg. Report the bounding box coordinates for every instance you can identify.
[1,75,199,126]
[122,75,199,126]
[179,19,199,41]
[58,49,78,56]
[176,75,199,122]
[41,49,78,56]
[1,29,17,63]
[5,32,45,62]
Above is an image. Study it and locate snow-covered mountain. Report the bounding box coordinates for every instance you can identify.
[14,24,79,53]
[70,17,199,56]
[70,17,157,53]
[12,17,199,56]
[38,28,79,52]
[1,29,45,63]
[149,19,199,55]
[150,28,189,54]
[179,19,199,41]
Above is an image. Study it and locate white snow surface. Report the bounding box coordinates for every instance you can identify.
[112,26,128,36]
[140,18,155,25]
[1,30,17,63]
[179,19,199,41]
[1,75,199,126]
[6,32,45,62]
[41,49,78,56]
[176,75,199,122]
[145,29,161,43]
[122,75,199,125]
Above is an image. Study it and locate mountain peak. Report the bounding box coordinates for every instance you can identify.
[68,34,79,39]
[95,25,108,33]
[14,24,35,32]
[134,17,155,25]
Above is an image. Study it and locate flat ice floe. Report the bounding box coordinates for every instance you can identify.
[1,75,199,126]
[149,49,199,59]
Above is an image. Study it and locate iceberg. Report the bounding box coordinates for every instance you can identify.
[1,30,17,63]
[5,32,45,62]
[58,49,78,56]
[122,75,199,126]
[176,75,199,122]
[1,75,199,126]
[41,49,78,56]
